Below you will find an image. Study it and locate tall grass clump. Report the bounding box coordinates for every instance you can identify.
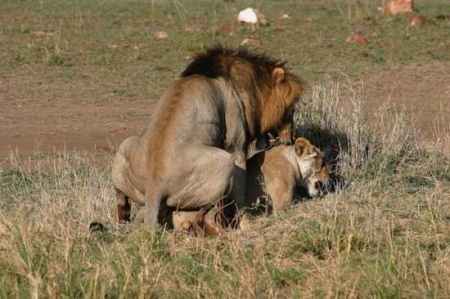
[295,80,418,187]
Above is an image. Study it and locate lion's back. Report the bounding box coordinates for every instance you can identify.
[145,76,229,150]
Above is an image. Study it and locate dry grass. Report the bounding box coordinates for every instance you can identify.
[1,81,450,298]
[296,80,418,180]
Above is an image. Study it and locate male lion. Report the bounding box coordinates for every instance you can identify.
[172,137,331,235]
[112,46,305,229]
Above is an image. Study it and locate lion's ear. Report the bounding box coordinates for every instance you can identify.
[294,137,311,156]
[295,137,319,159]
[272,67,286,85]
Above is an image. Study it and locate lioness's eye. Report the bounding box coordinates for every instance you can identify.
[315,167,325,174]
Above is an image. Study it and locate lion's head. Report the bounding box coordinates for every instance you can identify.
[293,137,331,198]
[181,45,306,139]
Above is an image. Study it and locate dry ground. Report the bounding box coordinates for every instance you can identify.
[1,61,449,165]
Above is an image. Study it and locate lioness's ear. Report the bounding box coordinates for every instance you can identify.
[294,137,312,156]
[294,137,320,159]
[272,67,285,85]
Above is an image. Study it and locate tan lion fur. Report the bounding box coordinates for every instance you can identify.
[246,137,330,212]
[111,46,306,229]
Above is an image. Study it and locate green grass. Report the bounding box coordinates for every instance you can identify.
[1,0,449,84]
[1,0,450,298]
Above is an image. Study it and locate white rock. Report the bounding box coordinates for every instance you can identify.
[237,7,258,24]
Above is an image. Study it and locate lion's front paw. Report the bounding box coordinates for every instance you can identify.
[279,137,293,145]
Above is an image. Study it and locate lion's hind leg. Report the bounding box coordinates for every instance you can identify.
[165,147,236,226]
[116,188,131,222]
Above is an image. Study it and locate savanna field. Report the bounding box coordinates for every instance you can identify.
[1,0,450,298]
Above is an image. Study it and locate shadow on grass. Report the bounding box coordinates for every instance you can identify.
[295,123,349,197]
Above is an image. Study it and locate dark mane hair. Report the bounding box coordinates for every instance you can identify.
[181,45,287,78]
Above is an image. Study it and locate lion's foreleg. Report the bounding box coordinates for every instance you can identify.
[276,110,294,144]
[116,189,131,222]
[233,155,247,210]
[277,122,293,144]
[226,158,246,228]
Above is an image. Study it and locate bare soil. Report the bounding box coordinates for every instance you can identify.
[361,61,450,140]
[1,62,449,167]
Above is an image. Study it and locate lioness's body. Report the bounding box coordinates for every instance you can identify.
[112,46,305,229]
[247,138,330,212]
[172,137,331,235]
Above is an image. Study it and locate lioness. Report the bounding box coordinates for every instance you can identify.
[173,137,331,235]
[112,46,305,229]
[246,137,330,213]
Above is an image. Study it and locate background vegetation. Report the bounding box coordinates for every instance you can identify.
[1,0,449,298]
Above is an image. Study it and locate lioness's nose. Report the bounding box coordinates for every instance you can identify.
[317,180,334,196]
[315,181,323,190]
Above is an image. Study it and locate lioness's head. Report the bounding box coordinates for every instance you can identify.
[293,137,331,198]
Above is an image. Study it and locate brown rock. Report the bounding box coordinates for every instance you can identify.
[409,15,427,26]
[241,35,262,47]
[152,30,168,39]
[346,32,367,46]
[383,0,414,15]
[279,13,290,21]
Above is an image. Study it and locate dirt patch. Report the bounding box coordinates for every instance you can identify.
[0,66,157,166]
[361,61,450,140]
[1,62,449,167]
